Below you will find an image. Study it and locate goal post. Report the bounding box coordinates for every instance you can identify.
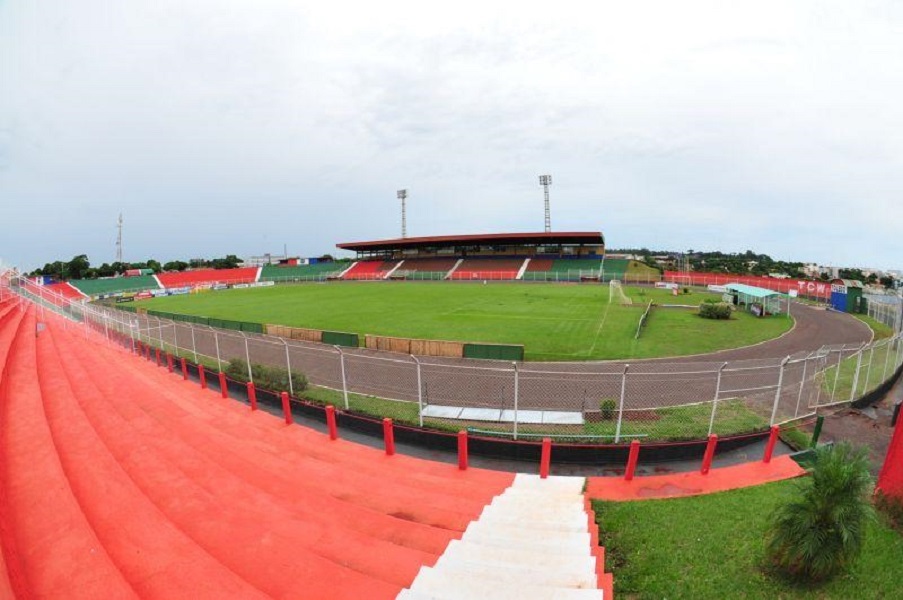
[609,280,632,305]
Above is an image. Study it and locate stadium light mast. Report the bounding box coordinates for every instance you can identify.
[539,175,552,232]
[397,189,408,238]
[115,213,123,263]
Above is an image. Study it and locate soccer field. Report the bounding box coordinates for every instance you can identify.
[137,282,793,361]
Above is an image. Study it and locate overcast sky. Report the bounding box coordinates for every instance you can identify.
[1,0,901,272]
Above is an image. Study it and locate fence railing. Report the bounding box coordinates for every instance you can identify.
[7,274,902,444]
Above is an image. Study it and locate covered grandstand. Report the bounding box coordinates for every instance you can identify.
[336,231,608,281]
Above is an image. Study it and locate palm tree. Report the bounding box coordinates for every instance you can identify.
[766,442,875,581]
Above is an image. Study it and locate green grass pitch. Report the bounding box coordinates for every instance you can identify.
[137,282,793,361]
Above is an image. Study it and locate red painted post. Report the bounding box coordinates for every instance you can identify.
[540,437,552,479]
[457,430,468,470]
[383,418,395,455]
[326,405,337,440]
[625,439,641,481]
[166,353,174,373]
[700,434,718,475]
[281,391,292,425]
[199,365,207,389]
[218,372,228,399]
[763,425,780,463]
[155,348,161,366]
[144,345,150,360]
[247,382,258,411]
[181,357,188,380]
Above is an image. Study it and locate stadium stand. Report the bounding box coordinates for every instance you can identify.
[156,267,259,289]
[522,258,603,281]
[69,275,160,297]
[44,282,87,301]
[449,258,526,281]
[0,304,531,599]
[390,258,458,280]
[342,260,399,280]
[260,263,344,281]
[600,259,629,280]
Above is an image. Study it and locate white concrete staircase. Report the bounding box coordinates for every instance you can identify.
[516,258,531,280]
[384,260,405,279]
[444,258,464,280]
[398,474,608,599]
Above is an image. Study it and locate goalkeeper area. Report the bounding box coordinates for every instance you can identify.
[137,281,792,361]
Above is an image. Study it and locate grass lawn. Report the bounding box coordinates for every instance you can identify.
[822,316,899,401]
[137,282,792,361]
[594,479,903,599]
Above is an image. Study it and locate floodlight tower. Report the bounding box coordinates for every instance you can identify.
[397,189,408,238]
[115,213,123,263]
[539,174,552,232]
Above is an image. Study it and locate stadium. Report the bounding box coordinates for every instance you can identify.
[3,209,903,599]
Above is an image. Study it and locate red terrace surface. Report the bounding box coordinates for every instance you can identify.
[877,410,903,500]
[336,231,604,252]
[156,267,259,288]
[665,271,833,299]
[45,282,86,301]
[342,260,395,280]
[584,456,806,502]
[0,301,514,599]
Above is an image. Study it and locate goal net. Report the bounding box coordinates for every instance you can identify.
[609,280,632,305]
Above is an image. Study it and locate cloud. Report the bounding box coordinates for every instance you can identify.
[0,0,901,270]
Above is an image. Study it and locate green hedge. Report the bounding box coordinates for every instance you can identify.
[699,301,733,320]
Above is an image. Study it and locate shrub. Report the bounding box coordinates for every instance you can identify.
[225,358,308,395]
[765,443,875,582]
[600,398,618,420]
[699,301,732,319]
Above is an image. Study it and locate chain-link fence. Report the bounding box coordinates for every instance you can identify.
[9,275,903,444]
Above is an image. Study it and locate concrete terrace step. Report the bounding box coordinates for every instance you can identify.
[399,473,604,599]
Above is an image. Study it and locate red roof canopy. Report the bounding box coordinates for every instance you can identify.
[337,231,604,252]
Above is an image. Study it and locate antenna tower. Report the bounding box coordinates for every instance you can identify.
[116,213,123,263]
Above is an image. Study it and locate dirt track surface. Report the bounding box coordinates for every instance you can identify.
[144,302,874,418]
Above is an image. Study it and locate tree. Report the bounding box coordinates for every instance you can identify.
[61,255,90,280]
[96,263,116,278]
[766,443,875,581]
[163,260,189,272]
[879,275,896,289]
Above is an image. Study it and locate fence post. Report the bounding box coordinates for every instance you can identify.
[199,364,207,389]
[166,353,174,373]
[335,345,350,410]
[457,430,468,470]
[213,330,222,372]
[172,323,179,359]
[281,391,292,425]
[614,364,630,443]
[770,357,790,426]
[181,357,188,380]
[810,415,824,447]
[383,418,395,455]
[624,440,640,481]
[242,333,253,383]
[282,339,294,397]
[326,405,337,440]
[700,434,718,474]
[763,425,779,463]
[412,355,424,427]
[247,382,257,410]
[189,325,198,363]
[708,362,728,436]
[539,437,551,479]
[794,352,810,418]
[849,345,865,402]
[219,371,228,399]
[883,339,892,382]
[830,346,844,402]
[512,362,519,441]
[863,345,875,395]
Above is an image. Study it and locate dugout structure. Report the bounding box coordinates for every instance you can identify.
[724,283,787,317]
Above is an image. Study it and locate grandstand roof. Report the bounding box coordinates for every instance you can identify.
[337,231,604,252]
